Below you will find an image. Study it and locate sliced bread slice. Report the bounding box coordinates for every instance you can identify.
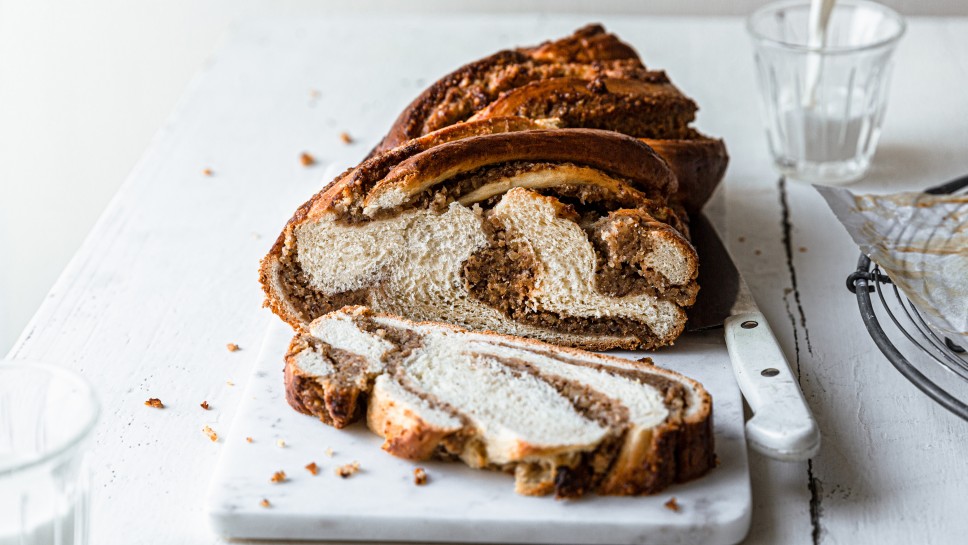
[285,306,715,498]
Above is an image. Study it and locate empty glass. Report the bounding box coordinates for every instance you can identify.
[0,361,100,545]
[748,0,905,183]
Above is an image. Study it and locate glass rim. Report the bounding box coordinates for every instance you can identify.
[747,0,907,55]
[0,360,101,476]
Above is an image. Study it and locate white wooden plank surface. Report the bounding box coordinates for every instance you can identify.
[6,15,968,545]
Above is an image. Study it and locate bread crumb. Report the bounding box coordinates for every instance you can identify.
[200,400,210,410]
[203,425,218,442]
[799,246,808,253]
[202,168,213,176]
[246,437,253,443]
[144,398,164,409]
[226,343,240,352]
[300,152,316,167]
[324,447,334,458]
[277,439,286,448]
[305,462,319,476]
[309,89,321,99]
[664,497,681,512]
[335,461,360,478]
[226,380,234,387]
[339,132,353,144]
[754,249,762,256]
[413,467,428,485]
[270,470,287,483]
[260,498,271,508]
[738,236,746,243]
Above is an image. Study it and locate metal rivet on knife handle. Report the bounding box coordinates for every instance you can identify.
[761,368,780,377]
[741,320,758,329]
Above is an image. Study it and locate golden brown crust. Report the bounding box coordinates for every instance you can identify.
[364,129,677,210]
[368,25,728,211]
[468,77,697,139]
[375,24,653,153]
[520,23,641,62]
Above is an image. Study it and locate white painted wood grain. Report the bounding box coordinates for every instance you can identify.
[6,15,968,545]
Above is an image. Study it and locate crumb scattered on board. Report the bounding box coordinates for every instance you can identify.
[260,499,271,508]
[413,467,428,486]
[203,425,218,442]
[300,152,316,167]
[324,447,335,458]
[339,132,353,144]
[277,439,286,448]
[305,462,319,476]
[664,497,681,512]
[226,343,240,352]
[200,400,210,410]
[270,470,287,483]
[144,398,164,409]
[335,461,360,478]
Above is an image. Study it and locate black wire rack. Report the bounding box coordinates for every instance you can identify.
[846,174,968,422]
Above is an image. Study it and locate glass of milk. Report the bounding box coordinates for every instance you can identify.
[748,0,906,183]
[0,361,100,545]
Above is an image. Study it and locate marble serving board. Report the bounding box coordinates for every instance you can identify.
[207,320,751,544]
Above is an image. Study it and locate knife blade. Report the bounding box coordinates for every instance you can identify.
[686,213,821,461]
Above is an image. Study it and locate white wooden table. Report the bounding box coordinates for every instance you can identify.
[7,15,968,545]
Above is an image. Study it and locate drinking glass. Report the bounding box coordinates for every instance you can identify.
[748,0,905,183]
[0,361,100,545]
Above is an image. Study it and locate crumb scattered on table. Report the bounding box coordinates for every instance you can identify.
[226,343,240,352]
[200,400,210,410]
[799,246,808,253]
[226,380,235,387]
[144,398,165,409]
[260,498,271,508]
[246,437,253,443]
[270,470,287,483]
[305,462,319,476]
[339,132,353,144]
[300,152,316,167]
[754,249,762,256]
[664,497,681,512]
[203,425,218,442]
[335,461,360,478]
[309,89,321,99]
[738,236,746,243]
[413,467,428,486]
[324,447,335,458]
[202,168,213,176]
[277,439,286,448]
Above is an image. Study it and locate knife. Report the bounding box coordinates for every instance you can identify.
[687,213,821,461]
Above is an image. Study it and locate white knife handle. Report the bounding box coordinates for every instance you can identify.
[724,311,821,461]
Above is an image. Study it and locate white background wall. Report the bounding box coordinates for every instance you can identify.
[1,0,965,354]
